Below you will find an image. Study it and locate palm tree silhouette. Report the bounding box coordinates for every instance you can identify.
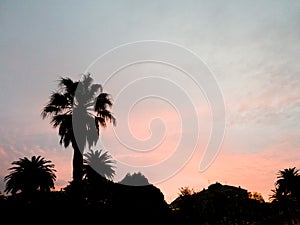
[4,156,56,197]
[275,167,299,200]
[82,149,116,203]
[41,74,116,189]
[270,167,300,225]
[83,149,116,180]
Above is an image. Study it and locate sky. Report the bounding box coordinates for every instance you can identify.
[0,0,299,203]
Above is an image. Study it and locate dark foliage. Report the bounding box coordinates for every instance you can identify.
[2,167,300,224]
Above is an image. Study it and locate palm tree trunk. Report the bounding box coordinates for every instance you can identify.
[72,137,83,182]
[71,138,84,202]
[72,142,83,183]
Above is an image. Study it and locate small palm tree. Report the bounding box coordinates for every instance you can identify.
[4,156,56,196]
[83,149,116,180]
[275,167,299,200]
[83,149,116,203]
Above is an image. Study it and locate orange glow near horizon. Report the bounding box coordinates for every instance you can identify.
[0,98,298,206]
[0,100,297,205]
[35,125,299,204]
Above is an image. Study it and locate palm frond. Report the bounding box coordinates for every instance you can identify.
[95,93,113,111]
[55,114,73,147]
[81,73,94,91]
[84,83,102,106]
[58,76,78,94]
[86,115,100,148]
[41,92,71,118]
[96,109,116,127]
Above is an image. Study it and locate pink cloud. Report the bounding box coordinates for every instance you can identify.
[226,74,299,127]
[0,147,8,158]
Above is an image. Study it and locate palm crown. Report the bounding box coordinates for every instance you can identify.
[4,156,56,195]
[83,149,116,180]
[275,167,299,198]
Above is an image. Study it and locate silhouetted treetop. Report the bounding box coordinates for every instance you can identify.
[119,171,150,186]
[4,155,56,195]
[178,186,196,197]
[83,149,116,180]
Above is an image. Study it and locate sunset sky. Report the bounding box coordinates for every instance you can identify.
[0,0,299,203]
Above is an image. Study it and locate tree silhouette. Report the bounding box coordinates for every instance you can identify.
[273,167,300,202]
[41,74,116,190]
[178,186,196,197]
[119,171,150,186]
[269,167,300,225]
[82,149,116,203]
[248,192,265,203]
[83,149,116,180]
[4,156,56,197]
